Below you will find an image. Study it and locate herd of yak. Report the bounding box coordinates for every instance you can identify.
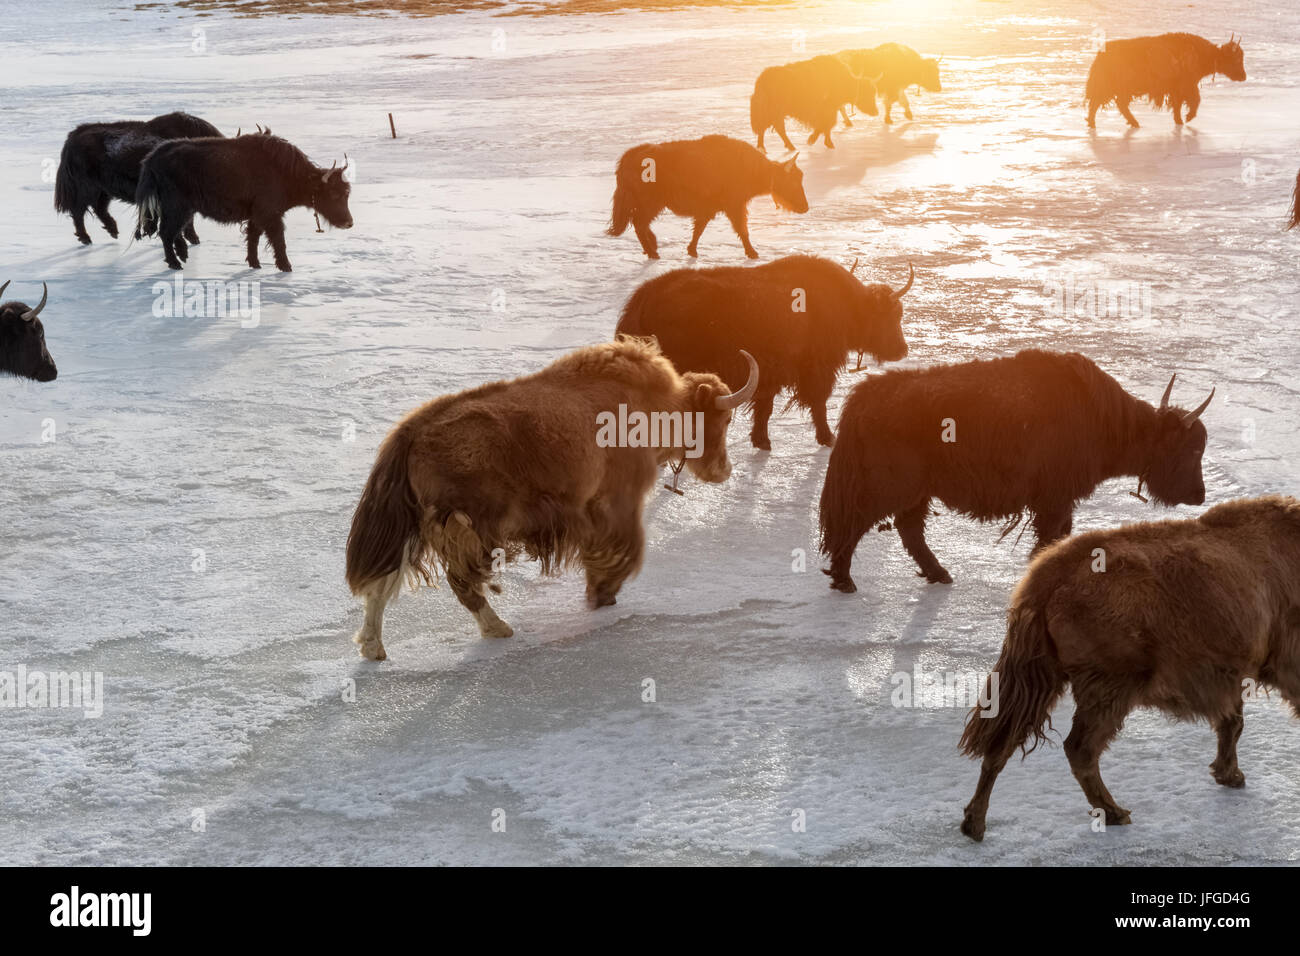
[5,29,1299,844]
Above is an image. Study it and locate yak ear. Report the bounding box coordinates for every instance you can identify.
[694,382,713,409]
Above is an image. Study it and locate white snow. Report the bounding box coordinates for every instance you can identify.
[0,0,1297,864]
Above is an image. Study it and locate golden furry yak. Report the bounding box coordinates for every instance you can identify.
[1085,33,1246,129]
[345,338,759,660]
[959,496,1300,841]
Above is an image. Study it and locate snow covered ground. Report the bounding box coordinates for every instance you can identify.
[1,0,1297,864]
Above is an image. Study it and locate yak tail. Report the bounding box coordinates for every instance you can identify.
[959,605,1067,760]
[749,88,770,139]
[134,164,162,239]
[607,152,638,237]
[52,137,84,214]
[1288,169,1300,231]
[345,426,435,596]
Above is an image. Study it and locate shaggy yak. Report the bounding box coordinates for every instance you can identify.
[0,282,56,383]
[615,255,913,449]
[135,131,353,271]
[819,350,1214,592]
[960,495,1300,841]
[345,338,759,660]
[837,43,942,125]
[54,111,222,246]
[1085,33,1246,129]
[749,54,880,151]
[607,134,809,259]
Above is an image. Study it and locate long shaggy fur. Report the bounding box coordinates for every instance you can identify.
[1085,33,1245,127]
[750,54,878,149]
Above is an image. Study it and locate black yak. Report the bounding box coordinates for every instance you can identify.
[54,111,222,246]
[345,338,758,660]
[1085,33,1246,129]
[0,282,56,383]
[750,54,880,150]
[837,44,942,125]
[135,132,353,271]
[615,256,913,449]
[607,134,808,260]
[959,495,1300,841]
[819,350,1214,592]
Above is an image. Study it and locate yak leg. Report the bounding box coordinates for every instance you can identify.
[960,737,1019,842]
[351,570,402,661]
[774,116,796,152]
[1210,698,1246,787]
[632,210,660,259]
[1185,89,1201,122]
[1030,505,1073,555]
[725,207,759,259]
[1064,701,1132,826]
[884,95,895,124]
[840,105,853,127]
[1172,99,1184,126]
[246,222,263,269]
[92,194,119,239]
[686,216,710,258]
[437,515,512,638]
[71,206,93,245]
[183,215,201,245]
[809,380,836,447]
[896,500,952,584]
[265,217,292,272]
[749,381,779,451]
[582,495,645,609]
[1086,98,1100,129]
[898,89,914,121]
[824,506,881,595]
[1116,96,1140,129]
[159,211,187,270]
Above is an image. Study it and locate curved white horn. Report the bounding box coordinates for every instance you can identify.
[0,280,9,300]
[21,282,47,320]
[1158,373,1176,412]
[1181,387,1215,427]
[891,262,915,299]
[715,350,759,410]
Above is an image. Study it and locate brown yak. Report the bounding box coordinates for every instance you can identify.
[819,351,1214,592]
[345,338,758,660]
[607,134,809,260]
[960,495,1300,841]
[1085,33,1246,129]
[749,54,880,150]
[837,43,942,125]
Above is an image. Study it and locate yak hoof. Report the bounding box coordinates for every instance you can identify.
[276,262,293,273]
[829,576,857,594]
[816,433,835,448]
[750,435,771,451]
[1212,766,1246,788]
[166,260,183,271]
[960,813,986,842]
[686,247,698,258]
[353,634,387,661]
[77,234,92,245]
[645,251,660,260]
[744,248,759,260]
[247,259,261,269]
[921,567,953,585]
[479,619,514,639]
[1106,808,1132,826]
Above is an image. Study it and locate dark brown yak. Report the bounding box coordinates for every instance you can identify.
[345,338,759,660]
[1085,32,1246,129]
[819,350,1214,592]
[615,255,913,449]
[1,282,56,383]
[607,134,809,260]
[750,54,880,151]
[960,495,1300,841]
[837,43,942,125]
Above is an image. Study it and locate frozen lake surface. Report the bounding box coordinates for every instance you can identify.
[0,0,1297,864]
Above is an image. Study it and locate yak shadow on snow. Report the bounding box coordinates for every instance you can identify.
[798,125,940,198]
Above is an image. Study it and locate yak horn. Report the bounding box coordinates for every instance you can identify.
[21,283,47,321]
[322,160,337,183]
[1158,373,1176,412]
[715,349,759,410]
[1182,387,1215,427]
[0,280,9,300]
[236,127,241,136]
[849,257,860,275]
[891,262,915,299]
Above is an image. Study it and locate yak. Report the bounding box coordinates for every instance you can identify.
[750,54,880,151]
[345,338,759,661]
[960,495,1300,841]
[135,132,353,271]
[819,350,1214,592]
[615,255,913,449]
[1086,33,1246,129]
[0,282,56,383]
[837,44,942,125]
[607,135,808,260]
[54,111,222,246]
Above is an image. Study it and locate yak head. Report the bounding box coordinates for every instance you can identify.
[0,282,57,383]
[847,260,912,364]
[770,155,810,214]
[1143,375,1214,507]
[681,350,760,483]
[851,72,881,117]
[1217,35,1246,82]
[313,157,354,229]
[919,55,943,92]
